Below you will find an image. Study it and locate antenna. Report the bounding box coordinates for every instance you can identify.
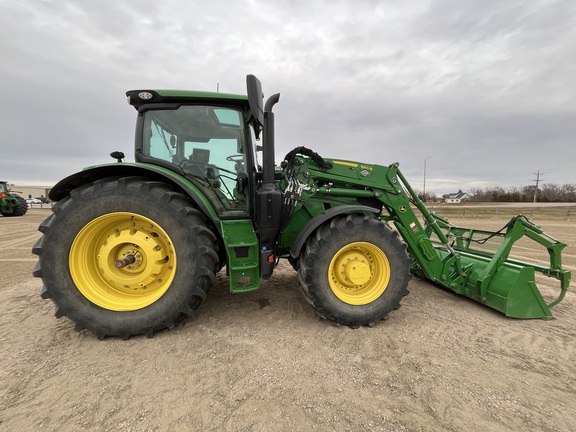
[217,83,219,93]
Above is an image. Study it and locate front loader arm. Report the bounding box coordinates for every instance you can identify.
[378,164,456,283]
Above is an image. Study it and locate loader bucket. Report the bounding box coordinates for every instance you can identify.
[421,215,571,319]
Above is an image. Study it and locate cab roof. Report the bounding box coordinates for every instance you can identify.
[126,89,249,110]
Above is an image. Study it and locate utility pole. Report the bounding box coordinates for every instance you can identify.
[423,156,430,201]
[533,170,543,203]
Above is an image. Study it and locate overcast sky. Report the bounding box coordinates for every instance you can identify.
[1,0,574,195]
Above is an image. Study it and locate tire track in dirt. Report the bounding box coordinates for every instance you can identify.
[0,233,41,250]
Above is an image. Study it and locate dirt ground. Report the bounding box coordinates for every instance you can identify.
[1,209,575,431]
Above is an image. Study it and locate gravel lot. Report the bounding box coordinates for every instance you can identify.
[1,208,575,431]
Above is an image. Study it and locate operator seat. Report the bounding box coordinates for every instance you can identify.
[178,148,209,180]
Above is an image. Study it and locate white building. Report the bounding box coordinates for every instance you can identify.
[444,190,468,204]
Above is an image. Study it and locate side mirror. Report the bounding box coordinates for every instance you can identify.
[110,151,125,163]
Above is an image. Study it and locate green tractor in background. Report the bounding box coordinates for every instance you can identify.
[33,76,571,339]
[1,181,28,217]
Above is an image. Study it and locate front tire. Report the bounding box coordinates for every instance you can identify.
[33,177,218,339]
[298,214,411,327]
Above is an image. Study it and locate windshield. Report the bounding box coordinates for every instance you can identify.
[142,105,249,216]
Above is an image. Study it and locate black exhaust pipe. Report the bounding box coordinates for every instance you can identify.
[256,93,282,279]
[262,93,280,185]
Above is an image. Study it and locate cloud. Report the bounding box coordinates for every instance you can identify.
[0,0,574,194]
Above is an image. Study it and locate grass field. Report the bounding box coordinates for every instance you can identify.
[425,203,576,221]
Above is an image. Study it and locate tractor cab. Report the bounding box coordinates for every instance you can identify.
[0,181,8,195]
[127,90,258,218]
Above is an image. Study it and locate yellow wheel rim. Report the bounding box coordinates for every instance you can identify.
[69,212,176,311]
[328,242,390,305]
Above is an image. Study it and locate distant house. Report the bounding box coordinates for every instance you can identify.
[444,189,468,204]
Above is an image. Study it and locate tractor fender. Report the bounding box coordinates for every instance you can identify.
[49,163,220,226]
[289,205,381,259]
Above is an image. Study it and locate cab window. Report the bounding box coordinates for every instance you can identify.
[142,106,249,216]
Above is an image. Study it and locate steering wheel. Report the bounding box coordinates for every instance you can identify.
[226,154,244,163]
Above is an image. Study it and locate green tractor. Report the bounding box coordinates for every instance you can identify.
[33,75,571,339]
[1,181,28,217]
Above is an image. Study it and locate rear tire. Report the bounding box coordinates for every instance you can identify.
[298,214,411,327]
[33,177,218,339]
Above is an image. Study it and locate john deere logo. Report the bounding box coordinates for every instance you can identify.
[138,92,153,100]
